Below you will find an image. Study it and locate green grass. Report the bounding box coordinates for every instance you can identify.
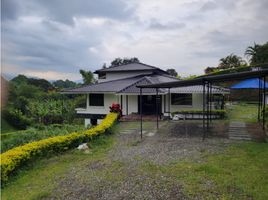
[1,118,18,134]
[226,103,258,122]
[1,134,116,200]
[1,124,85,153]
[140,142,268,199]
[2,122,268,200]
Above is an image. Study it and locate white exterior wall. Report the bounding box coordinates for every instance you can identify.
[77,93,118,115]
[99,71,152,82]
[78,93,205,116]
[119,95,139,115]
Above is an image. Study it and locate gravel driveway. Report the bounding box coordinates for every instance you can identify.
[49,121,234,200]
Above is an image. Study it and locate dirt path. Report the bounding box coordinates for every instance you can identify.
[48,121,234,200]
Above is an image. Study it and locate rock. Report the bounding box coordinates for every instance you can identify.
[77,143,89,150]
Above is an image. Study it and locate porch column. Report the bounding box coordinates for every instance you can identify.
[120,95,123,115]
[263,76,266,130]
[168,88,171,120]
[202,81,206,140]
[140,88,143,139]
[258,78,261,122]
[126,95,128,115]
[156,88,159,129]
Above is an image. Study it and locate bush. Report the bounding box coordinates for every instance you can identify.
[0,112,118,183]
[3,108,32,129]
[172,109,226,118]
[1,124,85,153]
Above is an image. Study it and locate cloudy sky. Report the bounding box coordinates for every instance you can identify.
[2,0,268,81]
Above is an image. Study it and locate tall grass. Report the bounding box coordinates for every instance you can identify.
[1,124,85,153]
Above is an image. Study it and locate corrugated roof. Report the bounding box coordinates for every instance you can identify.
[170,85,229,94]
[94,62,168,74]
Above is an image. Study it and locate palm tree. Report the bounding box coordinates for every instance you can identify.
[218,54,246,69]
[245,42,268,65]
[245,43,260,64]
[79,70,95,85]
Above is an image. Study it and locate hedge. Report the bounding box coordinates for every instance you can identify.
[172,109,226,118]
[0,112,118,183]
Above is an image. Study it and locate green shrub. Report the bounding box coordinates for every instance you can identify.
[0,112,118,183]
[1,124,85,153]
[3,108,32,129]
[172,109,226,118]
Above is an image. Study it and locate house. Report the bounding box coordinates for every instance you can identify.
[62,62,229,126]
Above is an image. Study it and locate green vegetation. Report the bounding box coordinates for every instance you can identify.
[204,41,268,75]
[1,119,17,134]
[2,123,267,199]
[1,134,116,200]
[226,103,258,122]
[2,74,87,130]
[141,142,268,199]
[172,109,226,118]
[1,124,85,153]
[0,113,118,183]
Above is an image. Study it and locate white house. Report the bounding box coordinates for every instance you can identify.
[62,62,229,126]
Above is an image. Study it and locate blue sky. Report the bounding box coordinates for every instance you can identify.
[2,0,268,81]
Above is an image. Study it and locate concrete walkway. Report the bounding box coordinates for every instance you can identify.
[228,121,252,141]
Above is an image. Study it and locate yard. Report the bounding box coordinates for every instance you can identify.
[2,120,268,200]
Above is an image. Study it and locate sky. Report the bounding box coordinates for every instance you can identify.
[1,0,268,81]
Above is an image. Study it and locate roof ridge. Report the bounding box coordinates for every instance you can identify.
[94,62,170,74]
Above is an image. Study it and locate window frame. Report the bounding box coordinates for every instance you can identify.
[89,93,104,107]
[171,93,193,106]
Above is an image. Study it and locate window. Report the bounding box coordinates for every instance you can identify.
[171,94,192,105]
[89,94,104,106]
[98,73,106,79]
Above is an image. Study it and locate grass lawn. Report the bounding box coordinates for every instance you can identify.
[2,121,268,200]
[226,102,258,122]
[1,118,18,134]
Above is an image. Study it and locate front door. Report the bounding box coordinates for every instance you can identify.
[138,95,161,115]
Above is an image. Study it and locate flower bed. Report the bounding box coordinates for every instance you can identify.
[0,112,118,183]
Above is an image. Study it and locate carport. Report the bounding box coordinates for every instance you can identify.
[137,69,268,140]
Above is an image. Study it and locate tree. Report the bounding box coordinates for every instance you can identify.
[110,57,139,67]
[79,70,95,85]
[102,63,107,69]
[245,42,268,65]
[218,54,246,69]
[53,79,77,89]
[204,66,217,74]
[166,68,178,77]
